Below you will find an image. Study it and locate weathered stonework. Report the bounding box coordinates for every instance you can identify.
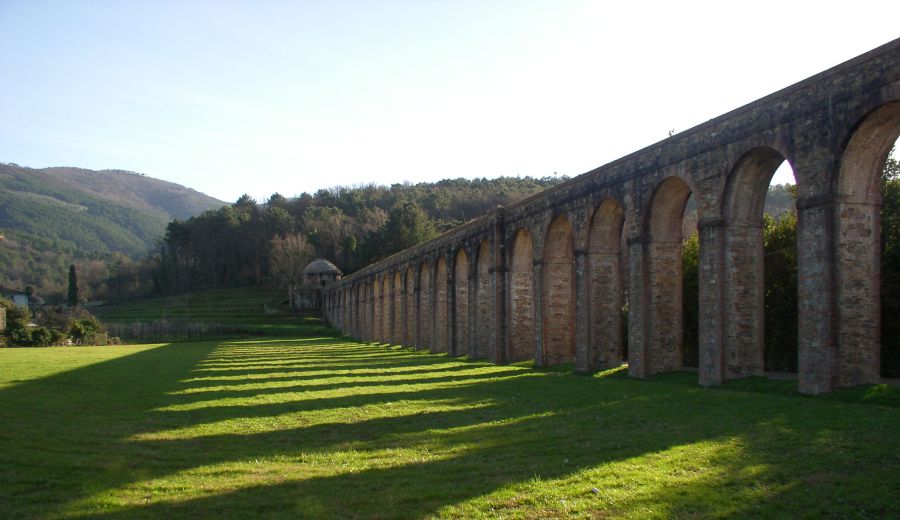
[322,39,900,394]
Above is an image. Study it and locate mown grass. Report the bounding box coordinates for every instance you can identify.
[1,336,898,519]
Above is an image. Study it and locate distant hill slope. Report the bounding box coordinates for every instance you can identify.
[0,162,225,293]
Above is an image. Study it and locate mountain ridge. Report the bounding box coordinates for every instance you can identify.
[0,162,226,294]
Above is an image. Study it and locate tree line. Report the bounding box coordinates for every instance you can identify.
[105,176,567,299]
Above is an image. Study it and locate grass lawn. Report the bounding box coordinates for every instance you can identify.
[1,336,898,519]
[93,287,329,340]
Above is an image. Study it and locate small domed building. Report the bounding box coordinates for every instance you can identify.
[289,259,342,313]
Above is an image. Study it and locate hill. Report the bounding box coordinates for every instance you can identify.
[0,162,225,296]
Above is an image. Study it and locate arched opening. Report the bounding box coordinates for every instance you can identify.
[381,276,391,344]
[837,101,900,385]
[588,199,625,369]
[509,228,535,362]
[475,240,492,359]
[343,287,349,331]
[418,262,432,351]
[393,271,402,345]
[360,282,374,341]
[372,278,382,342]
[355,285,362,338]
[405,266,415,348]
[723,147,797,378]
[645,176,693,374]
[454,248,470,357]
[542,214,576,366]
[434,256,449,353]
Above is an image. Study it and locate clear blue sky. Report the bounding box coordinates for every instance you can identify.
[1,1,897,202]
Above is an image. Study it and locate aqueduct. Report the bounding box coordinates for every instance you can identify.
[322,39,900,394]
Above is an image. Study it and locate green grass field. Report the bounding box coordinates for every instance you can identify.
[93,287,328,340]
[1,336,898,519]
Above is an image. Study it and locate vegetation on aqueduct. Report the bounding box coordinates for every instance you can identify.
[1,330,898,519]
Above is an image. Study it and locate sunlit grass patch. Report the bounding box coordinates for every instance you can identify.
[1,336,898,519]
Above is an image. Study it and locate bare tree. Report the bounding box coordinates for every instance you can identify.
[269,233,314,286]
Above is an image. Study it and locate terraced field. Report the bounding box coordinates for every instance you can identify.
[94,287,327,340]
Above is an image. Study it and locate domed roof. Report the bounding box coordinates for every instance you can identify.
[303,258,342,275]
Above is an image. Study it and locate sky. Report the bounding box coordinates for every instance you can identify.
[1,1,898,203]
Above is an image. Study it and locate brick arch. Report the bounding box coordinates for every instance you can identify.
[393,271,403,345]
[718,146,793,380]
[838,100,900,204]
[380,275,391,343]
[433,256,449,353]
[509,228,535,362]
[405,265,415,347]
[453,248,470,356]
[372,278,382,342]
[542,214,576,366]
[417,261,432,350]
[646,176,694,242]
[475,239,492,359]
[588,198,625,368]
[829,100,900,387]
[643,175,693,374]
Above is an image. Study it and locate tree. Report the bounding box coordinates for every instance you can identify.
[764,211,798,372]
[68,264,79,307]
[269,233,314,286]
[682,232,699,367]
[882,146,900,377]
[68,316,102,345]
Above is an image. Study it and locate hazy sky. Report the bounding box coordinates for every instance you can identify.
[1,1,897,203]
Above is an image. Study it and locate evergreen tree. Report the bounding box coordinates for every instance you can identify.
[67,264,79,307]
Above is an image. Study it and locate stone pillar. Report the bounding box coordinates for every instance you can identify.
[369,280,376,342]
[834,200,881,387]
[414,281,422,351]
[491,215,508,364]
[797,199,836,394]
[574,249,590,372]
[448,265,458,355]
[532,260,545,366]
[468,271,478,358]
[627,236,649,378]
[489,265,509,363]
[647,240,684,373]
[724,223,765,378]
[589,251,624,369]
[697,219,726,386]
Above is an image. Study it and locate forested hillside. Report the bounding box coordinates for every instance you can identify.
[151,176,567,295]
[0,163,224,297]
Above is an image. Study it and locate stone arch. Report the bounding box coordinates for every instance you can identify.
[354,284,362,339]
[831,100,900,386]
[642,176,693,374]
[372,278,382,342]
[509,228,535,362]
[381,275,391,343]
[433,256,449,353]
[453,248,470,356]
[405,265,415,347]
[542,214,576,365]
[393,271,403,345]
[720,146,792,379]
[588,198,625,368]
[475,239,492,359]
[366,282,373,340]
[418,262,432,351]
[342,287,349,331]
